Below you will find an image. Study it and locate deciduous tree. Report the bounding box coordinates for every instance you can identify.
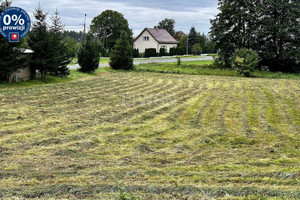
[210,0,300,72]
[90,10,132,50]
[157,18,176,36]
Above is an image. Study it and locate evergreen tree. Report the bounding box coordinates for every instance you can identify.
[197,33,206,52]
[109,31,133,70]
[27,4,53,80]
[0,0,25,84]
[188,27,198,48]
[50,9,70,76]
[78,33,100,73]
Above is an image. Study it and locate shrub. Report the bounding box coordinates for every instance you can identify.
[176,57,181,66]
[144,48,157,58]
[159,48,167,57]
[192,43,202,55]
[110,31,133,70]
[230,48,260,77]
[78,33,100,73]
[213,57,227,69]
[169,47,176,56]
[132,48,139,58]
[176,47,186,55]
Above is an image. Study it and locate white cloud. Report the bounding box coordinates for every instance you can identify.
[12,0,219,36]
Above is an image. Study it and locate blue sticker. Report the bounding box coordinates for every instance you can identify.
[0,7,31,42]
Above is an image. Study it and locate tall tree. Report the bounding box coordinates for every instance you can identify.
[90,10,132,50]
[157,18,176,36]
[0,0,25,84]
[257,0,300,71]
[210,0,254,66]
[50,9,71,76]
[188,27,198,48]
[174,31,185,41]
[210,0,300,71]
[27,4,53,80]
[110,31,133,70]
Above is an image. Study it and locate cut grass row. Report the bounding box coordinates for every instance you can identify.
[0,71,299,199]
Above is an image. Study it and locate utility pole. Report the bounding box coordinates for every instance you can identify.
[186,34,189,55]
[83,14,87,33]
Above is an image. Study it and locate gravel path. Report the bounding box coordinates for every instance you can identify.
[68,56,214,70]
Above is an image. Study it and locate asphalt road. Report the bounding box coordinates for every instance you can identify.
[68,56,214,70]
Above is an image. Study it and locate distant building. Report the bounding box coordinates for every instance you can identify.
[133,27,178,53]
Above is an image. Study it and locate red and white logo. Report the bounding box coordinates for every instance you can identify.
[10,33,19,42]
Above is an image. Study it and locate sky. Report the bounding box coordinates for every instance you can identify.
[11,0,219,36]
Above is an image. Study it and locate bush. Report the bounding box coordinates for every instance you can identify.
[110,31,133,70]
[213,57,227,69]
[192,43,202,55]
[132,48,139,58]
[169,48,176,56]
[230,49,260,77]
[176,47,186,55]
[144,48,157,58]
[78,33,100,73]
[176,57,181,66]
[159,48,167,57]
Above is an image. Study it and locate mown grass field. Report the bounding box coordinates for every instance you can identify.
[0,71,299,199]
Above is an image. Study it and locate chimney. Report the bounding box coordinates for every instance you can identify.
[154,26,158,30]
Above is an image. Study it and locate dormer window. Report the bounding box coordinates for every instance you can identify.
[143,36,149,41]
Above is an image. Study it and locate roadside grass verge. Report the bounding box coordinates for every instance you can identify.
[70,56,208,65]
[134,61,300,79]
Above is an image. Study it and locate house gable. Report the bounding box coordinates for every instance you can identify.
[133,28,178,53]
[133,29,159,53]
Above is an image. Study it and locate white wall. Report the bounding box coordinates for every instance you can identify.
[133,30,158,53]
[9,66,31,81]
[158,43,178,53]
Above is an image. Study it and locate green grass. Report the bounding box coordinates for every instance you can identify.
[135,61,300,79]
[0,70,299,199]
[136,55,207,61]
[206,53,218,57]
[0,69,100,89]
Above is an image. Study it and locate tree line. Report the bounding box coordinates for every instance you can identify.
[210,0,300,72]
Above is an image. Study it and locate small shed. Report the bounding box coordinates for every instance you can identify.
[9,49,33,82]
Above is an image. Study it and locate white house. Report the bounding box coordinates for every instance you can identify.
[133,27,178,53]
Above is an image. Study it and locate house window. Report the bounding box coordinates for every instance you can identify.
[143,36,149,41]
